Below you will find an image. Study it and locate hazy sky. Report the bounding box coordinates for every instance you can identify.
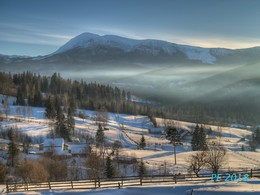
[1,0,260,56]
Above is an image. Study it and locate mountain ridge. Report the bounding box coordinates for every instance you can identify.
[1,32,260,67]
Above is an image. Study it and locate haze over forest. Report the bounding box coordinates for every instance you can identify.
[1,0,260,125]
[1,32,260,125]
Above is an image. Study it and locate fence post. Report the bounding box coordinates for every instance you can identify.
[174,174,177,184]
[94,179,97,189]
[48,181,51,190]
[71,180,74,189]
[140,177,143,185]
[14,182,17,191]
[250,169,253,178]
[118,182,121,189]
[98,177,100,188]
[6,181,9,193]
[121,177,123,186]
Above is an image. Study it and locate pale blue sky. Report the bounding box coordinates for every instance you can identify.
[1,0,260,56]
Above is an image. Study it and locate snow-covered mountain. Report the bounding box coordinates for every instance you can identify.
[1,32,260,69]
[52,32,229,64]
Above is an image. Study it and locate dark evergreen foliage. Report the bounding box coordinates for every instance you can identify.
[138,160,146,178]
[139,135,146,149]
[96,124,105,147]
[105,156,115,178]
[191,125,207,151]
[7,128,19,167]
[255,127,260,144]
[165,126,181,143]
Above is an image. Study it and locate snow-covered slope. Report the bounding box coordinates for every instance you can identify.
[53,32,230,64]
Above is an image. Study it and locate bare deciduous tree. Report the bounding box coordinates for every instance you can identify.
[187,151,207,177]
[93,107,108,127]
[40,156,68,181]
[15,159,49,182]
[86,151,103,179]
[0,161,7,182]
[205,142,227,174]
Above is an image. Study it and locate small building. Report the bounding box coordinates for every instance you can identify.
[39,138,67,155]
[178,129,192,140]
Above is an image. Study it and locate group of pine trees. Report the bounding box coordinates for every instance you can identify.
[0,71,166,119]
[191,124,208,151]
[45,95,75,141]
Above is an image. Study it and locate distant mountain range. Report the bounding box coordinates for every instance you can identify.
[1,32,260,124]
[1,32,260,72]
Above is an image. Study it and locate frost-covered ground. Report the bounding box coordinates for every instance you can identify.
[1,103,260,194]
[4,179,260,195]
[1,104,260,171]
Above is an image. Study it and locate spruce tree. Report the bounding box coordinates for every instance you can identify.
[139,135,146,149]
[138,160,146,178]
[45,97,56,119]
[96,124,105,147]
[8,128,19,167]
[105,156,114,178]
[191,124,200,151]
[16,87,25,105]
[199,126,208,150]
[165,126,180,164]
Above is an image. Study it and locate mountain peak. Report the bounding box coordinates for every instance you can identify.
[54,32,100,54]
[53,32,221,64]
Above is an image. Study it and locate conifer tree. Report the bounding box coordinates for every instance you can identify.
[139,135,146,149]
[96,123,105,147]
[16,87,25,105]
[8,128,19,167]
[199,126,208,150]
[165,126,180,164]
[192,124,208,151]
[105,156,115,178]
[191,124,200,151]
[45,97,56,119]
[138,160,146,178]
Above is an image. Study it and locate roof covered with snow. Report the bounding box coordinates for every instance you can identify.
[43,138,64,147]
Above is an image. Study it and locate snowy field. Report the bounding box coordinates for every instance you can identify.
[4,179,260,195]
[1,102,260,194]
[1,103,260,171]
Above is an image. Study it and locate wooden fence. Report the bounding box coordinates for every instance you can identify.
[5,169,260,193]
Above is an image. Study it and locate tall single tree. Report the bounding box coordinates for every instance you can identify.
[191,124,200,151]
[138,160,147,178]
[112,140,122,167]
[96,124,105,147]
[139,135,146,149]
[205,142,227,174]
[8,128,19,167]
[188,151,207,177]
[105,156,115,178]
[198,126,208,150]
[165,126,180,165]
[45,97,56,119]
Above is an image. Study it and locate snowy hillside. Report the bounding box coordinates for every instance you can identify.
[1,102,260,194]
[1,103,259,170]
[52,32,225,64]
